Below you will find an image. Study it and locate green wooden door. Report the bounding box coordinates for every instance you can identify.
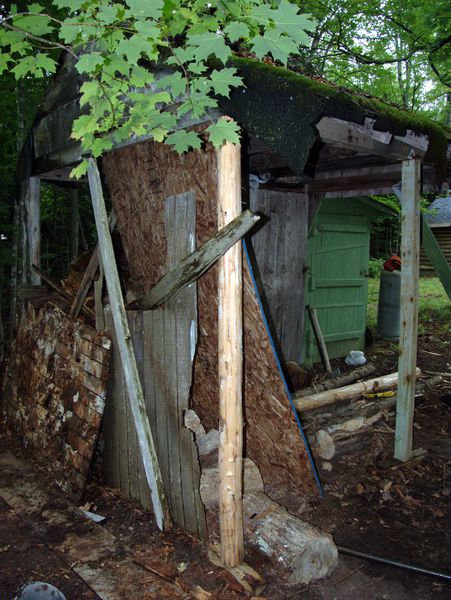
[303,205,370,366]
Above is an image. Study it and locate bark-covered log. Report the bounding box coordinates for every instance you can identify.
[303,376,442,461]
[243,491,338,585]
[295,364,377,398]
[295,369,421,412]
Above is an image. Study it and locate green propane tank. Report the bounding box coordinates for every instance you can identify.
[377,269,401,338]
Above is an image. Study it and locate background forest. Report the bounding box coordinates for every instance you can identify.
[0,0,449,357]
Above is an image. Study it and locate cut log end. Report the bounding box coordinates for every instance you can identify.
[290,536,338,584]
[243,491,338,585]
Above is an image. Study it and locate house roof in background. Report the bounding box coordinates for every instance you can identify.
[426,196,451,226]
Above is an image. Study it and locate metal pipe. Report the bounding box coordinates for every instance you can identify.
[337,545,451,582]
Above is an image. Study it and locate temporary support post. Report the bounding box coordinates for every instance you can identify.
[87,158,171,530]
[217,133,244,567]
[22,177,41,285]
[394,158,421,462]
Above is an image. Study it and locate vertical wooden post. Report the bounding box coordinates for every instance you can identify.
[22,177,41,285]
[69,187,80,262]
[394,159,421,462]
[87,158,171,531]
[217,134,244,567]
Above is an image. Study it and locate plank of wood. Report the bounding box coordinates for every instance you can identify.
[70,211,116,320]
[128,310,143,502]
[164,196,185,527]
[128,209,260,310]
[217,136,244,567]
[23,177,41,286]
[421,216,451,300]
[31,264,96,320]
[295,369,421,412]
[87,157,171,531]
[307,306,332,374]
[249,190,308,363]
[94,260,105,330]
[394,159,421,462]
[147,308,171,515]
[166,193,206,536]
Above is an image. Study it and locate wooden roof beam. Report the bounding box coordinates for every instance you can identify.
[316,117,429,161]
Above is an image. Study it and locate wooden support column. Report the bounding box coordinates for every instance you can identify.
[217,134,244,567]
[87,158,171,531]
[394,158,421,462]
[22,177,41,285]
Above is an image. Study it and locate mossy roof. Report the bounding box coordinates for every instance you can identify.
[220,57,448,177]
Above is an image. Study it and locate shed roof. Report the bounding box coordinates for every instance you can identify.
[223,58,448,176]
[25,53,449,185]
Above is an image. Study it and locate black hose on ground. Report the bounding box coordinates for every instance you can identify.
[337,545,451,582]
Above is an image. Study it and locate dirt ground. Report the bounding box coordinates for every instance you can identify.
[1,328,450,599]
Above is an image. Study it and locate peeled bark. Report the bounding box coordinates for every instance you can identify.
[200,459,264,508]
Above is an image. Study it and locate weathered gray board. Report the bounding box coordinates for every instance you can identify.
[103,193,206,538]
[249,189,309,364]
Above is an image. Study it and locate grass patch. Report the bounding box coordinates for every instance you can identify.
[367,276,450,335]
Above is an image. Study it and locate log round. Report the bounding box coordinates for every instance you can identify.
[243,492,338,584]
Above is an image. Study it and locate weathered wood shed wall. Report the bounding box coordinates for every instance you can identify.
[100,137,319,517]
[248,189,309,364]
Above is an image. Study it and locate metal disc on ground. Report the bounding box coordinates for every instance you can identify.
[14,582,66,600]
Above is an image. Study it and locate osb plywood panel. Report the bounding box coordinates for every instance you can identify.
[101,139,318,500]
[2,302,111,501]
[101,134,217,296]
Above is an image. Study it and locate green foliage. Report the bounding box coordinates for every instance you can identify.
[368,257,385,278]
[367,277,450,334]
[291,0,450,122]
[0,0,316,175]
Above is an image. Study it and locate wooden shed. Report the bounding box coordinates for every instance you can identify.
[6,53,451,565]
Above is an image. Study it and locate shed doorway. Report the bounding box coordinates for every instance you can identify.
[303,199,370,366]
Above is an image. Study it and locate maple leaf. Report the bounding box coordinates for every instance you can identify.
[206,119,241,147]
[209,68,243,97]
[251,30,298,64]
[165,130,202,153]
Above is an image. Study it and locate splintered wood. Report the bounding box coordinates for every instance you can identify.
[1,302,110,501]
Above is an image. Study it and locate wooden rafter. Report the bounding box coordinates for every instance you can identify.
[316,117,429,161]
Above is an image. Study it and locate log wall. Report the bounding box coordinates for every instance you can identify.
[101,138,318,505]
[1,302,111,501]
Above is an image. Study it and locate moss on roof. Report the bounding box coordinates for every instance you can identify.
[221,57,448,177]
